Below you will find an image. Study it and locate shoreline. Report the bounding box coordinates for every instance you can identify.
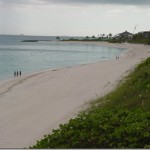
[0,41,127,83]
[0,42,149,148]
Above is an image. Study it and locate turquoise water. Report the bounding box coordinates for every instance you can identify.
[0,35,125,81]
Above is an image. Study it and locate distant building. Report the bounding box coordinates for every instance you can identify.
[138,31,150,38]
[115,31,134,40]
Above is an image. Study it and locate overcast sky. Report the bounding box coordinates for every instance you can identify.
[0,0,150,36]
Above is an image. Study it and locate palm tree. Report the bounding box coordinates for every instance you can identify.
[85,36,89,40]
[101,34,105,40]
[98,34,102,40]
[56,36,60,40]
[92,35,95,39]
[108,33,112,39]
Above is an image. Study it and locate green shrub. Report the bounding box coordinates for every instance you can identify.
[30,107,150,148]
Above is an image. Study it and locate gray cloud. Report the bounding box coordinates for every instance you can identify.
[45,0,150,5]
[1,0,150,6]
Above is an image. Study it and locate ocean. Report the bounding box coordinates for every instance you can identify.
[0,35,125,81]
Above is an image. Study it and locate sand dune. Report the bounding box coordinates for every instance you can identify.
[0,42,149,148]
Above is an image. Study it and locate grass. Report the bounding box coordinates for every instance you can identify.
[30,57,150,149]
[92,57,150,111]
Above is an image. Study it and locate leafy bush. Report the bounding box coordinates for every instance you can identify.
[30,107,150,148]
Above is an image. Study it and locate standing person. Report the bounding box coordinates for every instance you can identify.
[14,71,16,77]
[17,71,18,77]
[20,71,21,76]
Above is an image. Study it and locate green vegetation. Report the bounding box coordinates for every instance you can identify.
[94,57,150,111]
[61,32,150,44]
[108,39,126,43]
[31,108,150,148]
[21,40,38,42]
[30,57,150,148]
[130,38,150,45]
[62,34,113,42]
[108,32,150,44]
[129,32,150,44]
[62,37,80,41]
[56,36,60,40]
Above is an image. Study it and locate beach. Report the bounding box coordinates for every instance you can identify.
[0,42,149,148]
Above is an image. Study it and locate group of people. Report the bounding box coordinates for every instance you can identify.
[116,56,119,59]
[14,71,22,77]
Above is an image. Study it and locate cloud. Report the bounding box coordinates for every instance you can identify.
[1,0,150,6]
[0,0,46,5]
[45,0,150,6]
[105,9,124,17]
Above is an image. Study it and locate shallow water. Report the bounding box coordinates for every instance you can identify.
[0,35,125,81]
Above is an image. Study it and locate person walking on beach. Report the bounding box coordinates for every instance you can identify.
[17,71,18,77]
[116,56,119,60]
[20,71,21,76]
[14,71,16,77]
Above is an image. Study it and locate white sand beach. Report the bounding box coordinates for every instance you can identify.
[0,42,149,148]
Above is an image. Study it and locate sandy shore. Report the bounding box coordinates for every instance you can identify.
[0,42,149,148]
